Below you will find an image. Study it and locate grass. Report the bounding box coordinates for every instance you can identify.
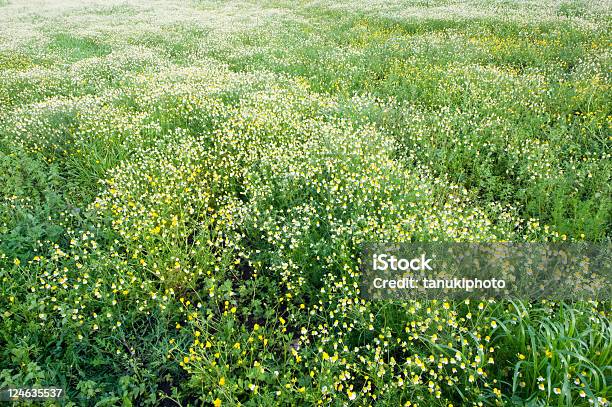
[0,0,610,405]
[47,33,112,62]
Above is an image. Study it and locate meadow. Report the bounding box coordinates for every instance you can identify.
[0,0,610,405]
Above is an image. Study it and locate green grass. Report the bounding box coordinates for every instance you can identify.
[0,0,610,405]
[47,33,112,62]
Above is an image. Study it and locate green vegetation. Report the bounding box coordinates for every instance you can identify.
[0,0,610,405]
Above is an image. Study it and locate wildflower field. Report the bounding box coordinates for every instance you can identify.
[0,0,610,405]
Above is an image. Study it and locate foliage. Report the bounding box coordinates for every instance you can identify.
[0,0,610,405]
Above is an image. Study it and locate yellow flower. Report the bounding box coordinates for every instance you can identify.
[213,398,221,407]
[219,377,225,386]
